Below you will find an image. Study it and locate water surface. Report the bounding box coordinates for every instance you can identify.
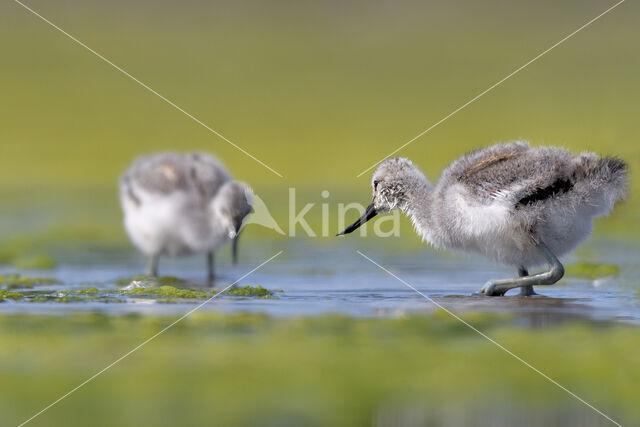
[2,238,638,326]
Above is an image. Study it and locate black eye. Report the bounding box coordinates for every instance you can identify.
[373,180,379,189]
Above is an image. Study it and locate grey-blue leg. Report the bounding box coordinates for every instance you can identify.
[518,267,537,296]
[479,241,564,296]
[207,251,215,285]
[148,254,159,277]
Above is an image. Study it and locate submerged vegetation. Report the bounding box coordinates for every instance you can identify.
[27,295,92,303]
[0,289,22,302]
[565,262,620,279]
[120,285,210,300]
[0,282,279,303]
[115,275,186,287]
[72,287,101,294]
[118,284,278,300]
[226,285,275,298]
[16,288,123,304]
[0,312,638,426]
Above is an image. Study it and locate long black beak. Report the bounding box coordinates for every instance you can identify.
[337,203,378,236]
[231,234,239,265]
[231,217,245,265]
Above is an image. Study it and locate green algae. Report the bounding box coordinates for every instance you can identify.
[3,287,122,303]
[226,285,274,298]
[0,274,62,290]
[71,287,100,294]
[28,295,85,303]
[115,275,186,286]
[119,285,210,300]
[25,290,124,304]
[2,284,279,304]
[565,262,620,279]
[0,289,22,302]
[118,283,277,301]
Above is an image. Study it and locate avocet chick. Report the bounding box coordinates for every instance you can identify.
[338,142,628,296]
[120,152,253,283]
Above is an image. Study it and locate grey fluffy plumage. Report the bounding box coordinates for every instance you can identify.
[121,152,231,203]
[425,142,628,263]
[119,152,253,281]
[340,141,628,295]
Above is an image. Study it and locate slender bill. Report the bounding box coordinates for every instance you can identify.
[231,234,239,264]
[337,203,378,236]
[231,216,246,265]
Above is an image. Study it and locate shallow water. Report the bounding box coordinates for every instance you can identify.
[1,237,638,325]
